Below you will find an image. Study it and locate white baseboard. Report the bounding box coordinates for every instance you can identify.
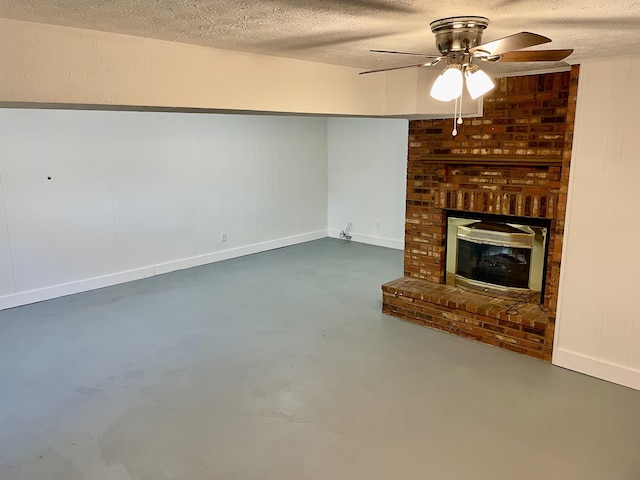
[327,229,404,250]
[553,348,640,391]
[0,230,327,311]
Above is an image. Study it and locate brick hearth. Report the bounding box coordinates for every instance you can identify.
[382,66,579,361]
[382,277,552,359]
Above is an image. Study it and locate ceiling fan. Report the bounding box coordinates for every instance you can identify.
[360,16,573,103]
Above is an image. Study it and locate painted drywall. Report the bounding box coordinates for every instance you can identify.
[0,179,13,296]
[327,118,408,249]
[554,56,640,390]
[0,108,328,309]
[0,18,481,118]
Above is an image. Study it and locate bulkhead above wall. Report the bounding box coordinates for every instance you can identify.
[0,18,482,119]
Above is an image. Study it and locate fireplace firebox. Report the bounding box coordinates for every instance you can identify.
[446,211,551,302]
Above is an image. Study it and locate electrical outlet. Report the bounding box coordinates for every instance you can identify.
[221,233,227,242]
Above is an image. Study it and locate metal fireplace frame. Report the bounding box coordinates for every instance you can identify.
[444,210,552,302]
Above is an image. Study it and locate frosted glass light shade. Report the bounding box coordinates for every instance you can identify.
[465,67,495,99]
[430,66,463,102]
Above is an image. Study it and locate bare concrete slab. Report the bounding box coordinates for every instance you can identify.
[1,238,639,479]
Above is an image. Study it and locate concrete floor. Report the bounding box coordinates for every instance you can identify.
[1,238,639,480]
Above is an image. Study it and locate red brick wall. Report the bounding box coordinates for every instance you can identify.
[383,66,579,360]
[408,69,575,159]
[405,163,560,306]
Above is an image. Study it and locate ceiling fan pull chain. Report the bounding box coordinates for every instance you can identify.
[458,92,464,125]
[452,97,458,136]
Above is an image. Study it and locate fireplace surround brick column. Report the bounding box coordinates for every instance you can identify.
[383,66,579,361]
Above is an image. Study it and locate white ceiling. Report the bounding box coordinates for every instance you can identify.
[2,0,640,76]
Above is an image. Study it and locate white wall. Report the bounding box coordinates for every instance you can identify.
[327,118,408,249]
[0,109,328,309]
[554,56,640,390]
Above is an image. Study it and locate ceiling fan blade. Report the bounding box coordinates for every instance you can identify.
[371,49,441,59]
[359,63,431,75]
[470,32,551,56]
[498,49,574,62]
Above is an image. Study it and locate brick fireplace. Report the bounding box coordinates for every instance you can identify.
[382,66,579,361]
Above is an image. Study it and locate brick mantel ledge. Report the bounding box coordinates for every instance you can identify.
[418,155,563,166]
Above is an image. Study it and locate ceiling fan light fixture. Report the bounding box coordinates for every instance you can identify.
[430,64,463,102]
[465,65,495,99]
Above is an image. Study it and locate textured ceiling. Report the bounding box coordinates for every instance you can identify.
[2,0,640,76]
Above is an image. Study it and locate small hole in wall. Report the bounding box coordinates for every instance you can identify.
[47,176,52,180]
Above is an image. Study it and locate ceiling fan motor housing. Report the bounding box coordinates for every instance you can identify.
[430,16,489,56]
